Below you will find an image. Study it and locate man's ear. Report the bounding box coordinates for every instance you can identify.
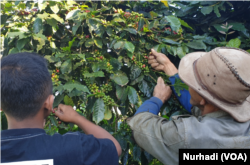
[44,95,54,116]
[200,98,206,106]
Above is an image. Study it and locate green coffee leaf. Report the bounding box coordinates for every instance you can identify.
[138,80,151,97]
[93,98,105,124]
[66,9,80,20]
[38,1,47,11]
[1,15,8,25]
[63,82,90,93]
[162,38,180,45]
[85,39,94,48]
[166,16,181,32]
[110,71,129,86]
[138,18,144,31]
[178,18,193,30]
[17,38,29,51]
[116,85,128,102]
[50,14,64,23]
[133,145,141,162]
[173,78,188,97]
[127,86,138,105]
[130,65,141,80]
[124,41,135,53]
[94,38,103,48]
[124,28,137,35]
[213,5,221,17]
[104,107,112,120]
[60,59,72,74]
[201,6,213,15]
[114,41,125,50]
[83,71,105,77]
[64,95,74,106]
[53,94,64,108]
[226,38,241,48]
[33,18,43,34]
[130,75,144,85]
[50,3,59,14]
[186,40,206,50]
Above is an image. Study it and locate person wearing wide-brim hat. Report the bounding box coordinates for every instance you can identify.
[127,47,250,164]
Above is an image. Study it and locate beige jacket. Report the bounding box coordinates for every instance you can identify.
[127,110,250,165]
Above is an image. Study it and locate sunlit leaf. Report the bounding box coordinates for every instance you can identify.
[93,98,105,124]
[226,38,241,48]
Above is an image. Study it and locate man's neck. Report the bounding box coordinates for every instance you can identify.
[201,104,220,116]
[6,114,44,129]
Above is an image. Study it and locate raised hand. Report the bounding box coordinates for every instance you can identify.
[54,104,79,123]
[148,49,178,76]
[153,77,172,103]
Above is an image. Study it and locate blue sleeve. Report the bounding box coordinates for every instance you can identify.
[134,97,163,115]
[169,74,192,113]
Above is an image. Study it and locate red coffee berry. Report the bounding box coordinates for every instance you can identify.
[58,121,61,124]
[85,35,89,38]
[100,56,103,60]
[142,64,145,68]
[56,69,59,73]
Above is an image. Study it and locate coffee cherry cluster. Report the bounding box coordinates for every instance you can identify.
[131,55,150,73]
[84,78,116,106]
[18,10,30,16]
[100,83,113,93]
[89,83,99,94]
[123,11,143,25]
[106,62,114,74]
[51,69,61,86]
[96,55,104,61]
[83,77,91,86]
[103,95,116,106]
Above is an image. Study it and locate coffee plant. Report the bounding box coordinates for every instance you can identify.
[1,1,250,164]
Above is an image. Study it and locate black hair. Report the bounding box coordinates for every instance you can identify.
[1,52,53,121]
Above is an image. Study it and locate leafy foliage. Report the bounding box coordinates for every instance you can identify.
[1,1,250,164]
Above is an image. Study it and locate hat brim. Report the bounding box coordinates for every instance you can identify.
[178,52,250,122]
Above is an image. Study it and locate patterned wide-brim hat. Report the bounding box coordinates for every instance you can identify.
[179,47,250,122]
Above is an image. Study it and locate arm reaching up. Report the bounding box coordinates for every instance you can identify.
[148,49,192,113]
[54,104,122,156]
[148,49,178,76]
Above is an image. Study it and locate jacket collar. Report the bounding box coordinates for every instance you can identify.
[203,110,230,118]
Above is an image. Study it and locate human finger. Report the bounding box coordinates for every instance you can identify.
[158,77,164,85]
[148,55,156,60]
[151,63,160,68]
[151,49,162,57]
[157,77,162,84]
[154,65,164,71]
[148,59,158,64]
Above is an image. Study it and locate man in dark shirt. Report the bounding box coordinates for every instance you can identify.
[1,52,121,164]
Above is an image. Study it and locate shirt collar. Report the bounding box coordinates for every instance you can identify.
[1,128,46,138]
[203,110,230,118]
